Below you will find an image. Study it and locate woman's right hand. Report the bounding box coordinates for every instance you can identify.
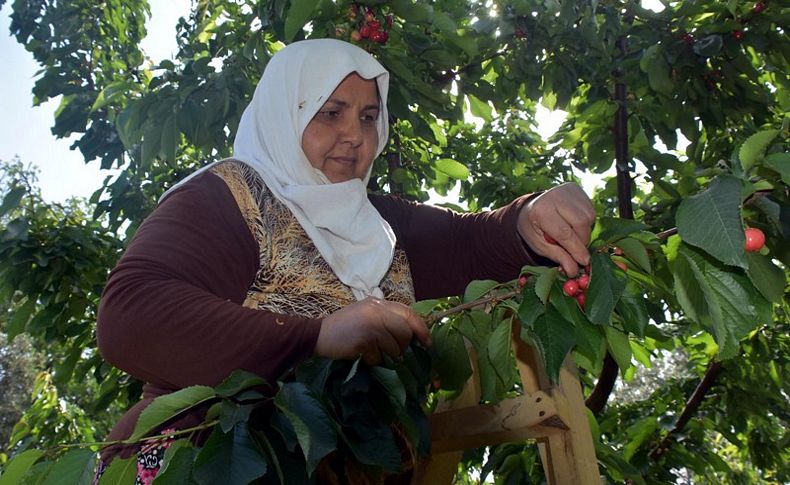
[314,297,432,366]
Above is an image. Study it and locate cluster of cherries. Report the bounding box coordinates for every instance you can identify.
[346,4,392,44]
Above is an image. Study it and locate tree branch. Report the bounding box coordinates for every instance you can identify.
[585,354,619,415]
[649,360,724,460]
[425,288,520,327]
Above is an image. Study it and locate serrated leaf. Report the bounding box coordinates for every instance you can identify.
[746,252,786,303]
[431,323,472,392]
[161,114,178,165]
[764,152,790,185]
[130,386,216,441]
[98,456,136,485]
[0,186,25,218]
[534,267,559,304]
[586,253,627,326]
[487,320,513,386]
[616,280,649,337]
[591,217,647,247]
[435,158,470,180]
[152,440,196,485]
[463,279,498,303]
[219,401,254,433]
[740,129,779,171]
[411,299,440,316]
[676,176,746,269]
[42,449,95,485]
[274,382,337,474]
[640,45,673,95]
[192,423,267,485]
[674,244,771,358]
[467,94,492,122]
[623,417,658,461]
[533,306,575,384]
[284,0,318,41]
[517,283,545,329]
[214,370,268,398]
[616,237,651,273]
[7,297,36,341]
[604,326,632,373]
[371,367,406,409]
[0,449,44,485]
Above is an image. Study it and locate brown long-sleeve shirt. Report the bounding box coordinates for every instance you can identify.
[96,170,540,457]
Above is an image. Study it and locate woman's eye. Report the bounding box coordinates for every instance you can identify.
[320,110,340,118]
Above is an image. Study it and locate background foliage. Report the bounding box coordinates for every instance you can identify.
[0,0,788,483]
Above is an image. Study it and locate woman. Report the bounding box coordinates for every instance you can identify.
[96,38,595,481]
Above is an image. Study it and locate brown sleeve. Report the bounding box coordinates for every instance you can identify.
[370,194,548,300]
[96,171,322,390]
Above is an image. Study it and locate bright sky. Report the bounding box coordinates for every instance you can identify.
[0,1,664,203]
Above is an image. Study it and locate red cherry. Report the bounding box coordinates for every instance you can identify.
[563,279,580,297]
[350,30,362,42]
[370,29,387,43]
[515,28,526,39]
[544,233,557,245]
[359,25,371,38]
[613,247,623,256]
[576,293,586,310]
[585,263,591,274]
[365,10,375,23]
[682,33,695,45]
[614,261,628,272]
[732,30,744,41]
[518,275,529,288]
[577,274,590,290]
[744,227,765,252]
[368,20,381,31]
[386,14,393,28]
[753,2,766,13]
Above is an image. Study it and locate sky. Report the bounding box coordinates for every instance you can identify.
[0,1,663,204]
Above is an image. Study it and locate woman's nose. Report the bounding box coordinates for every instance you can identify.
[339,116,363,146]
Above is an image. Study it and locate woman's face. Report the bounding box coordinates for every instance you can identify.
[302,73,380,183]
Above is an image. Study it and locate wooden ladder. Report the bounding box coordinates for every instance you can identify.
[415,320,601,484]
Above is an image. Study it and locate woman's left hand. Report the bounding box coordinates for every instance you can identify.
[517,182,596,277]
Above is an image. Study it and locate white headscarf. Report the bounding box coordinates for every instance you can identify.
[162,39,395,300]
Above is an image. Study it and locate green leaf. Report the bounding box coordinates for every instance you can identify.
[616,237,651,273]
[693,34,723,57]
[435,158,470,180]
[764,152,790,185]
[7,297,36,341]
[0,449,44,485]
[586,253,627,326]
[739,129,779,171]
[534,267,559,304]
[517,283,545,329]
[130,386,216,440]
[676,175,746,269]
[591,217,647,247]
[604,326,632,373]
[371,367,407,409]
[340,425,402,472]
[674,244,772,358]
[533,305,576,384]
[152,440,195,485]
[640,45,673,95]
[411,299,440,316]
[616,280,649,337]
[487,320,513,386]
[98,456,137,485]
[467,94,493,122]
[274,382,337,474]
[192,423,268,485]
[19,461,54,485]
[0,186,25,218]
[622,417,658,461]
[219,401,254,433]
[746,252,786,304]
[161,114,178,165]
[214,370,268,398]
[431,323,472,392]
[42,449,96,485]
[463,279,498,303]
[284,0,318,41]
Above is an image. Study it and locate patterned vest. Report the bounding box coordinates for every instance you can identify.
[208,160,416,316]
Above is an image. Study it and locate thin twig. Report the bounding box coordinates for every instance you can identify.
[53,419,221,451]
[425,288,520,327]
